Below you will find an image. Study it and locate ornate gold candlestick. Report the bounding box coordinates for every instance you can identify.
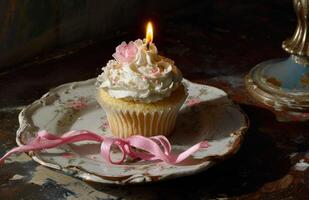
[246,0,309,119]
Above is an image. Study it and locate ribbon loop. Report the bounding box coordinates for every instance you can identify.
[101,137,127,165]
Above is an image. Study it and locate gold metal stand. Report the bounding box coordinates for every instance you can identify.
[246,0,309,118]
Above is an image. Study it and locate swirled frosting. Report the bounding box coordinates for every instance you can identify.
[97,39,182,103]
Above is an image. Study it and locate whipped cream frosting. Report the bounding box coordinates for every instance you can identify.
[97,39,182,103]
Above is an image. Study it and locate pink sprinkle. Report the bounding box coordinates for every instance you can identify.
[151,68,158,73]
[150,68,160,77]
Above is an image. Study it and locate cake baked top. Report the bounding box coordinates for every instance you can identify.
[96,39,182,103]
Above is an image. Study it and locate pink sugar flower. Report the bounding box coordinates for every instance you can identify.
[112,41,138,64]
[186,98,201,106]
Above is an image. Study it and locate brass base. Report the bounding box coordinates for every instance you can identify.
[245,58,309,113]
[246,0,309,120]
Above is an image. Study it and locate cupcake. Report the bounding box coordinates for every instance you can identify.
[96,38,187,138]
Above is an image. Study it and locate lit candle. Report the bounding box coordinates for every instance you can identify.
[146,21,153,49]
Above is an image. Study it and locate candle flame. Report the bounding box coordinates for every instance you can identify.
[146,21,153,44]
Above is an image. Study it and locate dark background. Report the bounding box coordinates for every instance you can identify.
[0,0,294,70]
[0,0,295,107]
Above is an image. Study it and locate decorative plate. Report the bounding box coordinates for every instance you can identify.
[17,79,249,184]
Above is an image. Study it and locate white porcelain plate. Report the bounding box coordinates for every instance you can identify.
[16,79,248,184]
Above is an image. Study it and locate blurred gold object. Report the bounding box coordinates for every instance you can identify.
[245,0,309,119]
[282,0,309,64]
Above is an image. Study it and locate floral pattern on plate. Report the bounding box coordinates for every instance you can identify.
[17,79,249,184]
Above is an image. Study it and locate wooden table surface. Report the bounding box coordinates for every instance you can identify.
[0,0,308,199]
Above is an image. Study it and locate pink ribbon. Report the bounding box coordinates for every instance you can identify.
[0,130,209,165]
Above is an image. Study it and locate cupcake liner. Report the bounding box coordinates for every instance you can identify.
[101,102,182,138]
[96,86,187,138]
[96,84,187,138]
